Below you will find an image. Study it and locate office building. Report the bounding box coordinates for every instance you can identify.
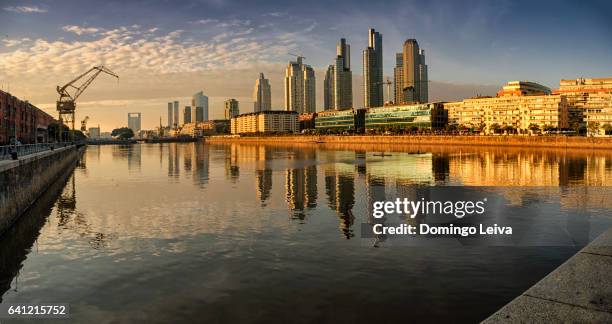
[253,73,271,112]
[400,39,428,104]
[173,101,179,129]
[445,81,569,133]
[183,106,191,124]
[231,111,298,134]
[167,102,173,128]
[88,127,100,139]
[192,91,209,121]
[365,103,446,130]
[285,56,316,114]
[324,38,353,110]
[315,109,366,132]
[127,112,142,134]
[498,81,552,96]
[554,77,612,135]
[224,98,239,120]
[363,28,383,108]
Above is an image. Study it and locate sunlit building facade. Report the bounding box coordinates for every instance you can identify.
[554,78,612,135]
[231,111,298,134]
[365,103,447,130]
[315,109,366,132]
[285,57,316,114]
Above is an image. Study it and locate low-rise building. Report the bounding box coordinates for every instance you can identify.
[365,102,447,130]
[0,90,56,144]
[299,113,317,131]
[231,111,298,135]
[445,95,569,133]
[315,109,365,132]
[554,78,612,135]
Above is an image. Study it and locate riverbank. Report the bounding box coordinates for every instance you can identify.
[484,228,612,323]
[207,135,612,149]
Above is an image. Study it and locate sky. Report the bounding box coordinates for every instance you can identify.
[1,0,611,130]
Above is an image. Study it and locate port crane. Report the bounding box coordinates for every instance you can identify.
[288,52,306,62]
[81,116,89,132]
[56,66,118,140]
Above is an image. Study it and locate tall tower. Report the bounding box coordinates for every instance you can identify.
[402,39,428,103]
[363,28,383,108]
[324,65,335,110]
[173,101,179,129]
[394,52,404,104]
[285,56,316,114]
[332,38,353,109]
[167,102,173,128]
[192,91,209,121]
[253,73,271,112]
[224,98,239,119]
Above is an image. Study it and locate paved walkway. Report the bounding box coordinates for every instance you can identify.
[484,228,612,323]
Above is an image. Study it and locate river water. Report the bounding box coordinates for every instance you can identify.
[1,142,611,323]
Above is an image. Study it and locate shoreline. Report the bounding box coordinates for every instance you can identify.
[207,135,612,150]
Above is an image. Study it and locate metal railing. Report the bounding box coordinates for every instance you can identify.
[0,142,76,161]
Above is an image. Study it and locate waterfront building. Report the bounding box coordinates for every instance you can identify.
[285,57,316,114]
[324,65,334,110]
[325,38,353,110]
[167,102,173,128]
[365,103,447,130]
[363,28,383,108]
[393,53,404,105]
[0,90,55,144]
[554,78,612,135]
[183,106,191,124]
[498,81,552,97]
[192,91,209,121]
[173,101,179,129]
[253,73,271,112]
[315,108,366,132]
[127,112,142,134]
[299,113,317,131]
[231,111,298,134]
[224,98,240,120]
[445,90,569,133]
[400,39,428,104]
[88,127,100,139]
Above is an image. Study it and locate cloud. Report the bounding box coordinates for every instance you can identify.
[2,38,31,47]
[217,19,251,28]
[3,6,47,13]
[193,19,218,25]
[62,25,101,35]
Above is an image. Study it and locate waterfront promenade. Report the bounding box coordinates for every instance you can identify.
[208,135,612,150]
[484,228,612,323]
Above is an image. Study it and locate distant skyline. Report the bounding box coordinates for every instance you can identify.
[1,0,611,130]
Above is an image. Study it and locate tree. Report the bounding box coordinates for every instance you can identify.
[602,124,612,135]
[489,123,501,134]
[587,122,600,136]
[111,127,135,139]
[528,123,540,134]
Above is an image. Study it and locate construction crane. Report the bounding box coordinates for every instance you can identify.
[376,78,393,104]
[56,66,119,140]
[288,52,306,63]
[81,116,89,132]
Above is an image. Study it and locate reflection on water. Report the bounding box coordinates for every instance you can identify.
[0,142,611,323]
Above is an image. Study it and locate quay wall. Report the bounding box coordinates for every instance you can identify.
[207,135,612,149]
[0,145,84,236]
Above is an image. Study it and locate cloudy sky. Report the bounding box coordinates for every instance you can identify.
[1,0,611,130]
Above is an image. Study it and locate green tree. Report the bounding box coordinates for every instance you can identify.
[111,127,135,139]
[602,124,612,135]
[528,123,540,134]
[489,123,501,134]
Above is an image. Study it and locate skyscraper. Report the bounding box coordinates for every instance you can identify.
[127,112,141,134]
[285,56,316,114]
[324,65,334,110]
[167,102,173,127]
[195,106,204,123]
[173,101,179,129]
[192,91,209,121]
[325,38,353,110]
[224,98,239,119]
[363,28,383,108]
[401,39,428,103]
[253,73,271,112]
[394,53,404,104]
[183,106,192,124]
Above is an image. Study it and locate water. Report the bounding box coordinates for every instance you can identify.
[1,142,611,323]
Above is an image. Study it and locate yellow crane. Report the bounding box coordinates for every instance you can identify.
[56,66,118,140]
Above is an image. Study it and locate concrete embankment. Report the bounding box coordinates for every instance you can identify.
[0,145,84,236]
[208,135,612,149]
[483,228,612,323]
